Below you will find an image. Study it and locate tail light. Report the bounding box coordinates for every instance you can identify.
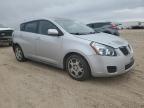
[111,23,118,29]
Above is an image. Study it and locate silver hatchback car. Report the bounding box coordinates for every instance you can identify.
[12,18,134,81]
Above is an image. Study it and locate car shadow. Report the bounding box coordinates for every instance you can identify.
[25,59,135,85]
[88,69,135,85]
[27,59,67,75]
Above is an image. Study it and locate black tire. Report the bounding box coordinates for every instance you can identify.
[66,54,91,81]
[14,45,26,62]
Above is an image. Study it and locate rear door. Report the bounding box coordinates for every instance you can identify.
[20,21,39,58]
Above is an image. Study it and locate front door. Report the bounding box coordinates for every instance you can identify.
[36,20,63,65]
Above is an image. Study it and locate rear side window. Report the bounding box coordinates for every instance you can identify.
[38,20,58,35]
[87,24,94,28]
[88,22,111,28]
[93,23,105,28]
[24,21,38,33]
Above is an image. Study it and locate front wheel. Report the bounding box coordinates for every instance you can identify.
[14,45,26,62]
[66,54,91,81]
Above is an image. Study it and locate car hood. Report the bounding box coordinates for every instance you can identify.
[0,28,13,31]
[74,33,128,48]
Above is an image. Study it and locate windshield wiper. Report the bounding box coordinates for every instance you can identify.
[70,32,96,35]
[70,33,84,35]
[84,32,96,35]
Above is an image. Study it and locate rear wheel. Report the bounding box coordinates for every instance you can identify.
[66,54,91,81]
[14,45,26,62]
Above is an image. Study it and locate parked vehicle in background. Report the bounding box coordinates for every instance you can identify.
[87,22,120,36]
[0,25,13,46]
[120,21,144,30]
[131,22,144,29]
[131,26,144,29]
[12,18,134,81]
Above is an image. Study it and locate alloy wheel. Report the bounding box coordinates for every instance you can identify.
[68,58,84,78]
[15,47,23,61]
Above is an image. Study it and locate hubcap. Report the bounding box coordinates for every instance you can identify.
[68,58,84,78]
[15,47,23,60]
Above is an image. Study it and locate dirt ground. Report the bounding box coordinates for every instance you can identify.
[0,30,144,108]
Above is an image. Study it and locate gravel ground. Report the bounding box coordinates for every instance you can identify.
[0,30,144,108]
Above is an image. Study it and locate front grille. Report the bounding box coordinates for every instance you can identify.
[0,38,10,41]
[107,66,117,73]
[125,58,134,70]
[119,46,129,56]
[0,30,13,37]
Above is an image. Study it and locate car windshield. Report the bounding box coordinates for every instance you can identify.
[55,19,95,35]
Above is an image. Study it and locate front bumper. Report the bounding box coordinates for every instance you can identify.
[87,50,134,77]
[0,37,12,45]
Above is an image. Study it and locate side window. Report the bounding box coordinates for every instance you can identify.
[88,24,94,28]
[38,20,58,35]
[91,24,94,28]
[89,24,97,28]
[97,23,106,28]
[24,21,38,33]
[94,23,103,28]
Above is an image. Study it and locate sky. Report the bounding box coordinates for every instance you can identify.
[0,0,144,27]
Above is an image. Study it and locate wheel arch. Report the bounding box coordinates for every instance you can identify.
[12,43,22,52]
[63,52,91,73]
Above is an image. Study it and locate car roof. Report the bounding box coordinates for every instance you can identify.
[20,17,72,25]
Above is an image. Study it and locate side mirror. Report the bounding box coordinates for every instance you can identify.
[48,29,59,36]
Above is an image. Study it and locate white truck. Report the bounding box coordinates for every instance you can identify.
[0,25,13,46]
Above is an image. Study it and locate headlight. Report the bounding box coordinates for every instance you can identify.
[90,41,117,56]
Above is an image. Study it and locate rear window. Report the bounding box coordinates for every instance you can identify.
[20,21,38,33]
